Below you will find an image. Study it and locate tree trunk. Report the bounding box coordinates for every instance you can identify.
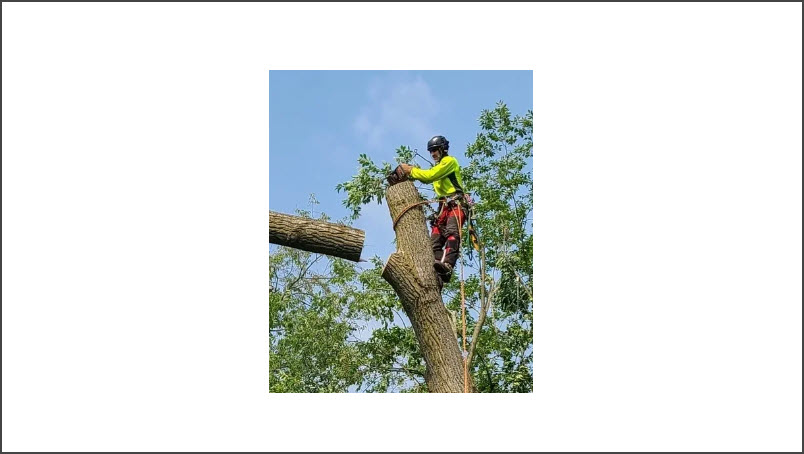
[269,211,365,262]
[381,181,471,393]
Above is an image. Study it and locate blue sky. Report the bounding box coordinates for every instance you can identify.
[269,70,533,391]
[269,70,533,263]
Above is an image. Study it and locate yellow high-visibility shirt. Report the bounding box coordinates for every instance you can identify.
[409,155,465,197]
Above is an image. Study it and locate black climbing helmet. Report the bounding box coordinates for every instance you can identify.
[427,135,449,153]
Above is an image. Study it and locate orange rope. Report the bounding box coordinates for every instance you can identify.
[458,212,469,393]
[392,199,437,230]
[391,194,463,230]
[461,254,467,393]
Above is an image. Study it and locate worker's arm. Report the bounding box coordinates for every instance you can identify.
[408,157,458,183]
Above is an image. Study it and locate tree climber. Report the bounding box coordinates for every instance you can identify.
[397,135,467,286]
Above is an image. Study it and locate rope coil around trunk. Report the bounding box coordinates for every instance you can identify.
[392,199,438,230]
[392,193,466,230]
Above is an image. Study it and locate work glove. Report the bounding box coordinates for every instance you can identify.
[386,165,409,186]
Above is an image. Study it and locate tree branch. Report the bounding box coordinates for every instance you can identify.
[514,270,533,301]
[466,276,500,369]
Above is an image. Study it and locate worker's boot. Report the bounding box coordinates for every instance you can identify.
[434,261,453,284]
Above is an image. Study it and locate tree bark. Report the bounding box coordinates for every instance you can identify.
[381,181,471,393]
[269,211,365,262]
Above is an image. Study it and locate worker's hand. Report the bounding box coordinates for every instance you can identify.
[399,163,413,175]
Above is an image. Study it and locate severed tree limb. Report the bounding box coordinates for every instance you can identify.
[269,211,365,262]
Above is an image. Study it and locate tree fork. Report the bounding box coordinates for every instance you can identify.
[269,211,365,262]
[381,181,472,393]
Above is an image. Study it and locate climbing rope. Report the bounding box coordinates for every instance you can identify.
[460,248,468,393]
[392,199,439,230]
[459,204,485,393]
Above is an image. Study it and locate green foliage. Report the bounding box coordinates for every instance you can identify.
[269,209,425,392]
[465,101,533,272]
[334,154,390,221]
[335,146,422,220]
[269,247,366,393]
[433,101,533,393]
[461,101,533,392]
[271,101,533,393]
[394,145,415,165]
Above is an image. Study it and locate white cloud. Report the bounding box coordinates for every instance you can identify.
[350,75,440,263]
[353,75,440,148]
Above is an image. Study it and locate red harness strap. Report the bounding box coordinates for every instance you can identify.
[432,203,465,236]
